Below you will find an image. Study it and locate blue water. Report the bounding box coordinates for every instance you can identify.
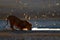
[0,19,60,30]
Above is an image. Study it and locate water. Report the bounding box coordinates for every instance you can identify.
[0,19,60,30]
[0,19,60,40]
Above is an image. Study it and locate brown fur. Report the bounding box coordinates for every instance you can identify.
[7,15,32,30]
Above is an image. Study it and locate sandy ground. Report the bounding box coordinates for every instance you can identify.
[0,30,60,36]
[0,30,60,40]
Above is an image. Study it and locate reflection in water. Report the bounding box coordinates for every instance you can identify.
[32,28,60,31]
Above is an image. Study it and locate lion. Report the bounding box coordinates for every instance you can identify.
[7,15,32,31]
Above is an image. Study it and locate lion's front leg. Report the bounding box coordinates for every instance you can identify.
[10,25,15,30]
[10,22,15,30]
